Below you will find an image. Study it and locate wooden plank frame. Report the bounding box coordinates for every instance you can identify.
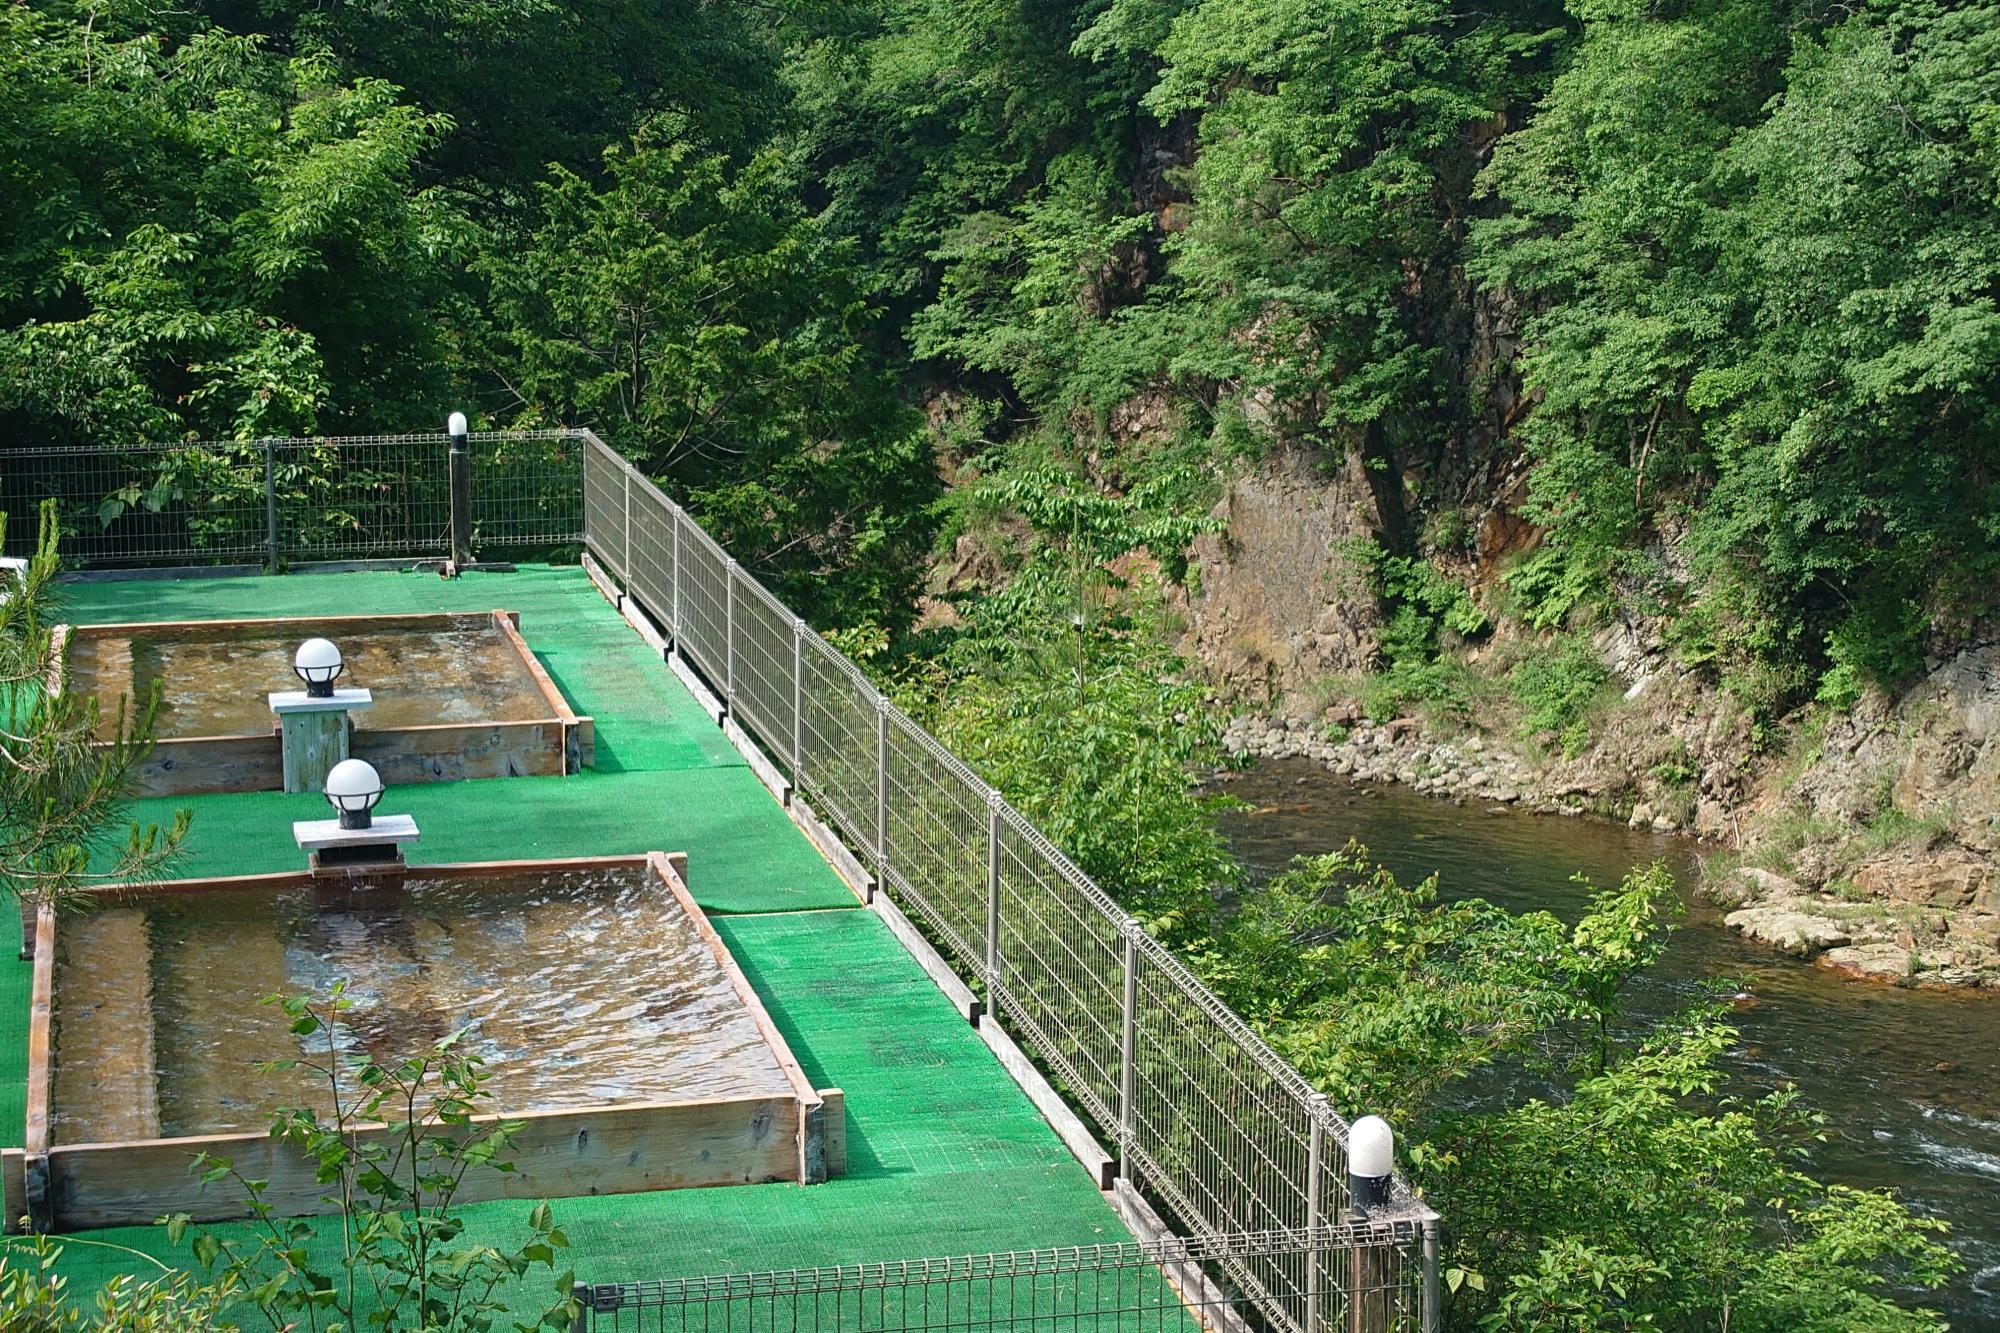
[17,853,842,1232]
[57,610,594,796]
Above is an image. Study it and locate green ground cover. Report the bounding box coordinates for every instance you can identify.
[14,565,1133,1307]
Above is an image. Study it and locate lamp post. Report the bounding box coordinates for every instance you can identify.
[324,758,385,830]
[294,756,419,874]
[271,641,372,792]
[448,410,472,574]
[292,637,344,699]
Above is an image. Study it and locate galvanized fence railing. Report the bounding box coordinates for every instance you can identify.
[3,432,584,567]
[570,1223,1429,1333]
[578,433,1440,1333]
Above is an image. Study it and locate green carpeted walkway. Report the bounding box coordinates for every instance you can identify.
[17,565,1135,1304]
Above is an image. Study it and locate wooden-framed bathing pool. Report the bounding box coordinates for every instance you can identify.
[56,610,594,796]
[6,852,844,1232]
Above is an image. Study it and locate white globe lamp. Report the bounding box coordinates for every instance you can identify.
[293,637,344,698]
[324,758,385,830]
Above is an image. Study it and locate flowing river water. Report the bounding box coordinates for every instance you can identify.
[1217,758,2000,1328]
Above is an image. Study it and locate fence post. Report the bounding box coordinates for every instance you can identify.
[724,557,737,707]
[670,504,683,641]
[874,698,889,888]
[621,465,632,582]
[1118,922,1139,1177]
[1421,1217,1441,1333]
[791,616,806,782]
[448,414,472,573]
[984,795,1002,1007]
[1307,1093,1328,1333]
[261,439,280,572]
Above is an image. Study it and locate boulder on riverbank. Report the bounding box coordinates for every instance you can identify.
[1819,942,1917,984]
[1723,905,1850,959]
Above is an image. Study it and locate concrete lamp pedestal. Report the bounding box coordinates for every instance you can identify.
[293,813,419,877]
[269,689,373,794]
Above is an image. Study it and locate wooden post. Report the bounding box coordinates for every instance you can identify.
[279,710,348,793]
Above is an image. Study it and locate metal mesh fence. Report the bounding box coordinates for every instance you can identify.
[571,1224,1430,1333]
[576,435,1438,1333]
[4,431,583,566]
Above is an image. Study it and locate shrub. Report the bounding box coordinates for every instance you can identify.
[1508,635,1609,757]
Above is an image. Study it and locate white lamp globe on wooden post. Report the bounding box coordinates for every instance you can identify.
[324,758,385,830]
[1348,1114,1395,1212]
[293,637,344,699]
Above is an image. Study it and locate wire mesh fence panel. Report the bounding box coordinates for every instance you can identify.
[569,429,1441,1333]
[468,431,584,549]
[881,711,992,974]
[12,432,584,567]
[277,437,449,558]
[7,442,275,565]
[676,521,732,687]
[795,634,880,851]
[572,1227,1426,1333]
[627,480,678,630]
[581,436,630,582]
[728,570,798,770]
[988,809,1127,1133]
[1124,939,1349,1333]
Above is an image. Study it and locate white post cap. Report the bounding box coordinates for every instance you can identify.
[1349,1114,1394,1178]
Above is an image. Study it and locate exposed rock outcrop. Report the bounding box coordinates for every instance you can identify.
[1179,447,1383,701]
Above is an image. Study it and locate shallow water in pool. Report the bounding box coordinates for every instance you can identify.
[50,867,794,1143]
[1218,759,2000,1329]
[69,621,549,738]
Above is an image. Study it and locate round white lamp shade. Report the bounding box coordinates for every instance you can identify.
[447,410,468,437]
[325,758,384,829]
[293,637,344,697]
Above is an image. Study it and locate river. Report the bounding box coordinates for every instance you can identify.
[1217,758,2000,1329]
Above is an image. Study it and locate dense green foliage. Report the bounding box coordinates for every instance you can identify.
[9,0,1994,692]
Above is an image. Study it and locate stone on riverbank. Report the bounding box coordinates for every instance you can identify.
[1819,942,1916,984]
[1724,905,1851,958]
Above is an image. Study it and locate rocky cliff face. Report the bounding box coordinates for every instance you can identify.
[1176,445,1383,700]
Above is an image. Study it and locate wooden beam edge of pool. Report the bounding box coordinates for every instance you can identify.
[35,1093,806,1230]
[22,905,55,1231]
[648,851,840,1186]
